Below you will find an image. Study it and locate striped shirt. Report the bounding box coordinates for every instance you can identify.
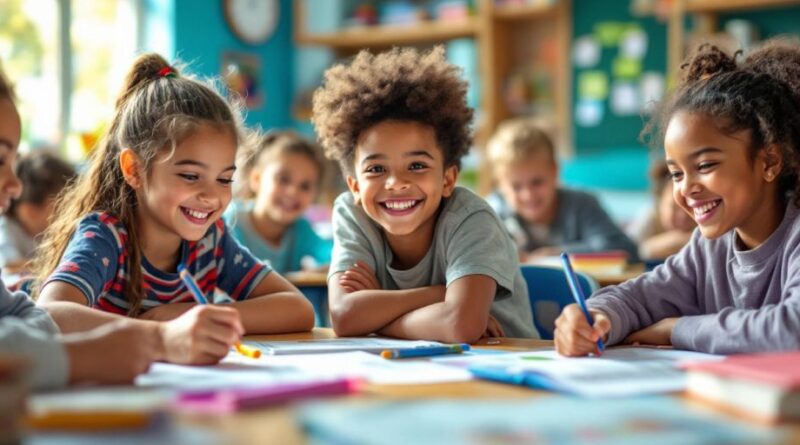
[45,212,270,314]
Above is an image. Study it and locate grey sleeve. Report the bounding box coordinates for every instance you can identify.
[671,250,800,354]
[328,196,380,279]
[445,210,518,296]
[561,194,640,262]
[586,234,702,345]
[0,278,69,390]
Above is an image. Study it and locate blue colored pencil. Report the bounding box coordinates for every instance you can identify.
[560,252,605,353]
[380,343,470,359]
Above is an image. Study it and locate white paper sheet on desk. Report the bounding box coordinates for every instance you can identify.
[434,347,724,397]
[244,337,445,355]
[137,351,471,388]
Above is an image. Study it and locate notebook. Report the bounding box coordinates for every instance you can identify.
[682,351,800,423]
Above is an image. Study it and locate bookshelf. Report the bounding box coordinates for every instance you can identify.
[664,0,800,80]
[293,0,572,194]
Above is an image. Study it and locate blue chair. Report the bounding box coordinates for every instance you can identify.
[520,265,599,340]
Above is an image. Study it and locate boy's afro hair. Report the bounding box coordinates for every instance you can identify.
[312,46,473,173]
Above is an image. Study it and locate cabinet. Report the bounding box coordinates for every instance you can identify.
[293,0,572,193]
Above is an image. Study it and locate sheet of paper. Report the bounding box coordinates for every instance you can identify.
[244,337,445,355]
[435,347,723,397]
[299,397,776,445]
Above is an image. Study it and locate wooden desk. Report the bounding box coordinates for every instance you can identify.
[179,329,799,445]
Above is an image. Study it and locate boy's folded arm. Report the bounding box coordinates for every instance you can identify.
[378,274,496,344]
[232,271,315,334]
[328,273,446,336]
[36,281,126,333]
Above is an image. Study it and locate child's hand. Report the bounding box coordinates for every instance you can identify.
[554,304,611,356]
[483,314,506,338]
[338,261,379,293]
[158,305,244,365]
[624,317,678,346]
[62,319,159,384]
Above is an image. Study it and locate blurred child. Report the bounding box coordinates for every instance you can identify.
[313,47,536,342]
[555,39,800,355]
[628,160,696,260]
[33,54,314,366]
[0,151,75,273]
[0,60,159,389]
[486,118,639,262]
[225,131,332,274]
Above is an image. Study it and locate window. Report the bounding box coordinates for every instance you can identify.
[0,0,140,159]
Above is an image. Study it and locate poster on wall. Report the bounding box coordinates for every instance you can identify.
[222,52,263,109]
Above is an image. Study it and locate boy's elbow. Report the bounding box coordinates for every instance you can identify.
[443,312,485,344]
[329,301,365,337]
[295,294,316,331]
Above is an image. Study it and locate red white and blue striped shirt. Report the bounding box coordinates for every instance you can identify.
[45,212,270,314]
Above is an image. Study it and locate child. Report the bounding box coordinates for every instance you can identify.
[555,39,800,356]
[628,160,696,260]
[33,54,314,365]
[486,118,639,262]
[0,151,75,273]
[225,130,332,274]
[313,47,537,342]
[0,59,161,388]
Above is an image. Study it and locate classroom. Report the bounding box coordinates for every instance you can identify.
[2,0,800,444]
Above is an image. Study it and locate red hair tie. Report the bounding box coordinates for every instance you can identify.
[157,67,176,78]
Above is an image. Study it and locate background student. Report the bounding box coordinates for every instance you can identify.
[555,38,800,356]
[225,130,332,274]
[0,151,75,274]
[33,54,314,365]
[486,118,639,262]
[627,160,696,260]
[313,47,537,343]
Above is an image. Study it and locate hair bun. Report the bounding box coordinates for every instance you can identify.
[680,44,739,84]
[115,53,179,108]
[744,37,800,102]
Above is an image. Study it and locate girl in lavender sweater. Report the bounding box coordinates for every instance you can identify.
[556,38,800,355]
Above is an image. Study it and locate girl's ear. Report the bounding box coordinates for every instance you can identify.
[346,175,361,205]
[442,165,459,198]
[248,167,262,195]
[120,148,143,189]
[761,144,784,183]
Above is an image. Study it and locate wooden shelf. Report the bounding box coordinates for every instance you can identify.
[685,0,800,13]
[296,19,478,49]
[492,2,557,20]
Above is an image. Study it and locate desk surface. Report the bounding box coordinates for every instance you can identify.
[178,329,798,445]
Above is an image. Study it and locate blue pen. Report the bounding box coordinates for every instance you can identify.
[560,252,605,353]
[177,264,260,359]
[380,343,470,359]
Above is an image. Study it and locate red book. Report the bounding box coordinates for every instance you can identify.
[682,352,800,423]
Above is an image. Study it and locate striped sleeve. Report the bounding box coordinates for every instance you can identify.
[214,220,271,301]
[44,214,121,307]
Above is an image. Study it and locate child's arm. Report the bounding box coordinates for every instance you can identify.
[376,274,496,343]
[554,304,612,356]
[329,262,446,336]
[228,271,315,334]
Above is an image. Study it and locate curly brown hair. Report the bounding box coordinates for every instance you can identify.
[311,46,473,175]
[642,37,800,203]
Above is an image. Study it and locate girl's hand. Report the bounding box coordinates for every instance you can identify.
[338,261,379,293]
[483,314,505,338]
[554,304,611,356]
[158,305,244,365]
[63,319,159,384]
[624,317,679,346]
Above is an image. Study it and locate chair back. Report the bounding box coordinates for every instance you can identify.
[520,265,598,340]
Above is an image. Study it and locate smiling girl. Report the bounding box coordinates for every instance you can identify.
[554,38,800,355]
[32,54,314,365]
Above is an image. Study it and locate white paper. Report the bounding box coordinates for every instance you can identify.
[573,36,600,68]
[620,29,648,59]
[436,347,723,397]
[245,337,446,355]
[575,99,604,127]
[611,82,640,116]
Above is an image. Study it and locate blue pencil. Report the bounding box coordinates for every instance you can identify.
[560,252,605,353]
[380,343,470,359]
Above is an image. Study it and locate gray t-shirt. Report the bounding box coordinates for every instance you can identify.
[329,187,537,338]
[0,269,68,390]
[588,202,800,354]
[488,188,640,261]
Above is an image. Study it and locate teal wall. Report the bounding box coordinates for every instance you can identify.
[172,0,294,129]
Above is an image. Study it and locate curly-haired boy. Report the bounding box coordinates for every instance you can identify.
[313,46,537,342]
